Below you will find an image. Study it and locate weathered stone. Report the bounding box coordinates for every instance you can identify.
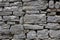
[24,14,46,24]
[2,39,9,40]
[13,11,24,16]
[23,6,40,10]
[13,33,25,39]
[27,31,36,39]
[0,11,12,15]
[12,39,24,40]
[47,16,57,22]
[10,24,24,34]
[7,22,15,25]
[49,0,54,8]
[24,24,43,30]
[49,30,60,38]
[26,10,39,14]
[37,29,48,39]
[55,2,60,8]
[23,1,40,6]
[3,16,19,21]
[4,6,18,11]
[1,24,10,29]
[22,0,31,2]
[47,12,56,16]
[46,23,60,29]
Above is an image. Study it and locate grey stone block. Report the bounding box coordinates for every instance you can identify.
[0,29,10,34]
[0,16,2,21]
[47,16,57,22]
[10,2,22,6]
[7,22,15,25]
[24,14,46,24]
[27,31,36,39]
[37,29,48,39]
[26,10,39,14]
[23,6,40,10]
[12,39,24,40]
[13,33,25,39]
[10,24,24,34]
[0,11,12,15]
[55,2,60,8]
[46,23,60,29]
[47,12,56,16]
[22,0,31,2]
[1,24,10,29]
[24,24,43,30]
[47,16,60,22]
[13,11,24,16]
[4,6,18,11]
[49,30,60,38]
[3,16,19,21]
[2,39,9,40]
[23,1,40,6]
[49,0,54,8]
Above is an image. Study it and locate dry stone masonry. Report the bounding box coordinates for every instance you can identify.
[0,0,60,40]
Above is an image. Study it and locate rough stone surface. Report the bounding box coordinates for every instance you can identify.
[0,0,60,40]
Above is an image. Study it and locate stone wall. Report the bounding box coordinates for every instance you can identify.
[0,0,60,40]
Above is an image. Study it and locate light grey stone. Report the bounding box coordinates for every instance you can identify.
[37,29,48,39]
[47,16,57,22]
[4,6,18,11]
[1,24,10,29]
[23,6,40,10]
[2,39,9,40]
[23,1,40,6]
[3,16,19,21]
[27,31,36,39]
[12,39,24,40]
[55,2,60,8]
[24,24,43,30]
[49,0,54,8]
[10,24,24,34]
[0,11,12,15]
[0,29,10,34]
[7,22,15,25]
[22,0,31,2]
[13,33,25,39]
[46,23,60,29]
[24,14,46,24]
[26,10,39,14]
[49,30,60,38]
[13,11,24,16]
[0,16,2,21]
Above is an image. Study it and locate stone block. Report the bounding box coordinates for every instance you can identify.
[24,24,43,30]
[13,33,25,39]
[46,23,60,29]
[0,11,12,15]
[37,29,48,39]
[47,16,57,22]
[49,0,54,8]
[47,12,56,16]
[55,2,60,8]
[27,31,36,39]
[49,30,60,38]
[47,16,60,22]
[10,24,24,34]
[24,14,46,24]
[3,16,19,21]
[26,10,39,14]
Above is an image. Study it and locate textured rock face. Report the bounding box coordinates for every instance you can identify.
[0,0,60,40]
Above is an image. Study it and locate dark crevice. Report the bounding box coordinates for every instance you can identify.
[56,12,60,15]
